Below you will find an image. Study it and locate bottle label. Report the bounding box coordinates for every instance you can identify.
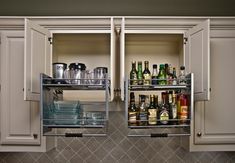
[143,74,151,85]
[180,106,188,124]
[139,112,148,125]
[160,111,169,124]
[148,109,157,125]
[129,112,137,124]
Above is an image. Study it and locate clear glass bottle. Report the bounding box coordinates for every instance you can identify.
[130,61,138,85]
[138,95,148,126]
[151,64,158,85]
[137,61,143,85]
[172,67,177,85]
[128,92,138,126]
[143,61,151,85]
[157,64,167,85]
[178,66,186,85]
[148,95,157,125]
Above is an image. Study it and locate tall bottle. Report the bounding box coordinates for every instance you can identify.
[148,95,157,125]
[159,92,170,125]
[130,61,138,86]
[172,67,177,85]
[157,64,167,85]
[179,94,188,125]
[137,61,143,85]
[128,92,138,126]
[151,64,158,85]
[179,66,186,85]
[170,91,178,125]
[167,64,173,85]
[143,61,151,85]
[138,95,148,126]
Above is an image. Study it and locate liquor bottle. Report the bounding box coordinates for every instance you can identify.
[137,61,143,85]
[148,95,157,125]
[179,95,188,125]
[157,64,167,85]
[170,91,178,125]
[167,64,173,85]
[154,95,159,124]
[143,61,151,85]
[165,63,169,84]
[128,92,138,126]
[159,92,170,125]
[151,64,158,85]
[172,67,177,85]
[138,95,148,126]
[179,66,186,85]
[130,61,138,85]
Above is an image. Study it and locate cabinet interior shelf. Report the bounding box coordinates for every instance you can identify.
[42,84,107,90]
[129,84,189,91]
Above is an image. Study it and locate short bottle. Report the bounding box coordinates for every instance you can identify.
[159,92,170,125]
[130,61,138,86]
[157,64,167,85]
[137,61,143,85]
[179,66,186,85]
[172,67,177,85]
[128,92,138,126]
[148,95,158,125]
[143,61,151,85]
[151,64,158,85]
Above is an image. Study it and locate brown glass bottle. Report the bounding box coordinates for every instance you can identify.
[128,92,138,126]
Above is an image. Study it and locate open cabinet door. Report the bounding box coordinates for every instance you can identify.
[185,19,210,101]
[110,17,116,101]
[24,19,51,101]
[120,17,125,101]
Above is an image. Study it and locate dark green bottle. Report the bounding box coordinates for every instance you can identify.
[137,61,143,85]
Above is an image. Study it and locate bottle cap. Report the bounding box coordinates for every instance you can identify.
[153,64,157,68]
[180,66,185,70]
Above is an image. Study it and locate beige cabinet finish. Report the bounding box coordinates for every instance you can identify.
[190,29,235,151]
[0,30,54,152]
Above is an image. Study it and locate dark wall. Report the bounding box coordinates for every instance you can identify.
[0,0,235,16]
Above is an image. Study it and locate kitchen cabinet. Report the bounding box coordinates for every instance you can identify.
[0,30,54,152]
[0,17,235,152]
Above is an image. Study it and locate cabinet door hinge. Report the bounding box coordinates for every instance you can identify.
[184,37,188,44]
[48,37,53,45]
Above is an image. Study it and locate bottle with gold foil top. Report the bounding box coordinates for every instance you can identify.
[130,61,138,86]
[143,61,151,85]
[128,92,138,126]
[148,95,157,125]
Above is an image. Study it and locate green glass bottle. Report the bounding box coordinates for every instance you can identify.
[157,64,167,85]
[137,61,143,85]
[128,92,138,126]
[148,95,157,125]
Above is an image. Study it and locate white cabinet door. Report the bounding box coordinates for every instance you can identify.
[120,17,125,101]
[0,31,40,145]
[24,19,51,101]
[194,30,235,146]
[185,19,210,101]
[110,17,116,101]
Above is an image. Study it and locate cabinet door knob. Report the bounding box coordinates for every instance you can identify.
[197,132,202,137]
[33,134,38,139]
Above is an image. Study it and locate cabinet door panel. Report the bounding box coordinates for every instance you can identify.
[194,34,235,144]
[0,31,40,145]
[24,19,51,101]
[185,19,210,101]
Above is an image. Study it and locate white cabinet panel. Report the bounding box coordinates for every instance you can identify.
[0,31,40,145]
[185,19,210,101]
[24,19,51,101]
[194,34,235,145]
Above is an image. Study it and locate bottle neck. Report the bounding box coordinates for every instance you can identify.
[152,67,158,76]
[144,62,149,70]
